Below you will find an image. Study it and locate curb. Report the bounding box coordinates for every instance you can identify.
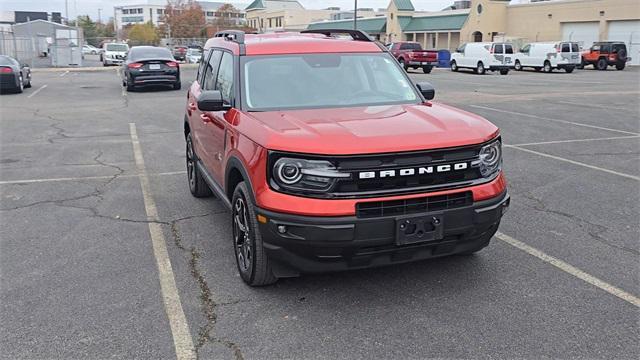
[31,63,199,73]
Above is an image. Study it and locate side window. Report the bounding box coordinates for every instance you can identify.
[215,52,234,105]
[521,44,530,54]
[196,49,211,84]
[457,43,466,54]
[601,44,611,53]
[494,44,504,53]
[571,43,579,52]
[203,50,223,91]
[505,44,513,54]
[561,43,570,52]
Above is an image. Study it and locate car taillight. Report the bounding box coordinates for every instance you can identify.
[128,63,143,69]
[0,67,12,73]
[166,61,178,67]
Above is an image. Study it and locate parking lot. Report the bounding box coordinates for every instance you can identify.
[1,65,638,359]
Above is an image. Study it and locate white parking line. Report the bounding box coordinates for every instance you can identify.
[469,104,639,136]
[0,171,186,185]
[509,135,639,147]
[505,144,640,181]
[496,232,640,307]
[129,123,196,360]
[59,71,69,77]
[554,100,633,111]
[27,84,47,98]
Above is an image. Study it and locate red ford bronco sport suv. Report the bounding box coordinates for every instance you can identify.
[184,30,509,286]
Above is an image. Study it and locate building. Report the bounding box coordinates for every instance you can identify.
[114,1,246,30]
[245,0,342,32]
[0,11,62,31]
[308,0,640,64]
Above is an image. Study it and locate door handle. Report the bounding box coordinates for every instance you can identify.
[200,113,212,123]
[189,102,197,111]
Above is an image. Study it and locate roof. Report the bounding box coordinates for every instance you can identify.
[307,17,387,34]
[12,19,74,30]
[398,16,412,30]
[404,13,469,32]
[205,32,383,55]
[246,0,302,11]
[393,0,415,11]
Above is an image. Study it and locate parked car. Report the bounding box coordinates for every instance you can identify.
[102,42,129,66]
[0,55,31,94]
[388,42,438,73]
[514,42,581,73]
[186,48,202,64]
[122,46,180,91]
[82,44,101,55]
[184,30,509,286]
[579,41,630,70]
[450,42,514,75]
[173,46,188,61]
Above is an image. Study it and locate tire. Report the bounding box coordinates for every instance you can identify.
[615,62,625,71]
[173,81,181,90]
[565,66,574,73]
[24,75,31,88]
[399,58,408,71]
[543,61,552,73]
[617,49,627,62]
[232,182,277,286]
[576,60,584,70]
[16,75,23,93]
[450,60,458,72]
[475,62,485,75]
[499,69,509,75]
[514,60,522,71]
[103,61,108,67]
[422,65,432,74]
[456,223,499,256]
[186,133,213,198]
[596,58,607,70]
[534,67,541,72]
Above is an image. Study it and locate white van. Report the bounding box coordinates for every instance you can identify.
[450,42,514,75]
[514,42,581,73]
[101,43,129,66]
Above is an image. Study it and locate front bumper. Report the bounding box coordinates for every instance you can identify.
[104,58,124,65]
[407,61,438,66]
[257,191,510,275]
[132,74,178,86]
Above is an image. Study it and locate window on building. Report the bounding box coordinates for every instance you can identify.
[206,11,214,16]
[122,9,129,14]
[157,9,163,15]
[268,18,272,27]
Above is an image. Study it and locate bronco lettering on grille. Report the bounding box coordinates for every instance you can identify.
[358,162,469,179]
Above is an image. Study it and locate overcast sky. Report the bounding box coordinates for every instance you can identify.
[0,0,465,21]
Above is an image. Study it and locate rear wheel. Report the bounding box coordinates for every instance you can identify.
[565,66,575,73]
[576,60,585,69]
[232,182,277,286]
[422,65,432,74]
[399,58,408,71]
[173,81,181,90]
[615,62,626,70]
[543,61,552,73]
[596,57,608,70]
[24,74,31,88]
[16,75,24,93]
[450,60,458,72]
[186,133,213,198]
[475,62,485,75]
[514,60,522,71]
[499,69,509,75]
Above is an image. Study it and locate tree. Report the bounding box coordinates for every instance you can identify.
[161,0,206,38]
[127,22,160,46]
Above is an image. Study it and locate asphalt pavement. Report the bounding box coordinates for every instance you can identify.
[0,65,638,359]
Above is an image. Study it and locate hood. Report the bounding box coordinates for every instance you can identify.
[240,103,499,155]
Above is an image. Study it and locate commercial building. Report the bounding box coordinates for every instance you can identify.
[245,0,345,32]
[308,0,640,64]
[0,11,63,31]
[114,1,246,30]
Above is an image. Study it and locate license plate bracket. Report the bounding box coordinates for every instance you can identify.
[149,64,161,70]
[396,214,444,245]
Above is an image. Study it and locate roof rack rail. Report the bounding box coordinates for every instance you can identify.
[214,30,245,44]
[300,29,374,42]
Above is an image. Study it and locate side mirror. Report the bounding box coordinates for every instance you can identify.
[415,82,435,101]
[197,90,230,111]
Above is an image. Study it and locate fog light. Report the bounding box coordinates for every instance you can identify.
[277,225,287,234]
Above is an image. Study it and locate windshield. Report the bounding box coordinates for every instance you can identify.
[129,47,172,60]
[106,44,128,52]
[242,53,419,111]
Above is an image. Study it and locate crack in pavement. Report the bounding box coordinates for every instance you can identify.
[170,220,244,360]
[518,192,639,256]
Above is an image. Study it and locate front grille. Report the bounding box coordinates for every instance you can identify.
[356,191,472,219]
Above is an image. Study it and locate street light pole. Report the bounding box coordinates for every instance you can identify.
[98,8,102,24]
[353,0,357,30]
[65,0,69,24]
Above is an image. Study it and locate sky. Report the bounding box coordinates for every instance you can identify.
[0,0,463,21]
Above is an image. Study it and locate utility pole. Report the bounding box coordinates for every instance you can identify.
[353,0,358,30]
[65,0,69,24]
[98,8,102,24]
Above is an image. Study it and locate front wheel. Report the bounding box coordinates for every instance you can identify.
[450,60,458,72]
[596,58,608,70]
[232,182,277,286]
[565,66,575,73]
[476,62,485,75]
[186,133,213,198]
[543,61,552,73]
[576,61,584,70]
[499,69,509,75]
[514,60,522,71]
[399,59,408,71]
[422,65,432,74]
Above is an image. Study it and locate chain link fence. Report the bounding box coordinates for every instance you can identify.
[0,31,38,66]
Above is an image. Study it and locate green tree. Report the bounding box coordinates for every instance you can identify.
[128,22,160,46]
[76,15,100,46]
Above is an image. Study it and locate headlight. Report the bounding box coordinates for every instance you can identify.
[271,157,350,194]
[478,139,502,177]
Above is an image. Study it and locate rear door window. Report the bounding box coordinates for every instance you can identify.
[600,44,611,53]
[203,50,223,91]
[505,44,514,54]
[561,43,570,52]
[494,44,504,53]
[571,43,579,52]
